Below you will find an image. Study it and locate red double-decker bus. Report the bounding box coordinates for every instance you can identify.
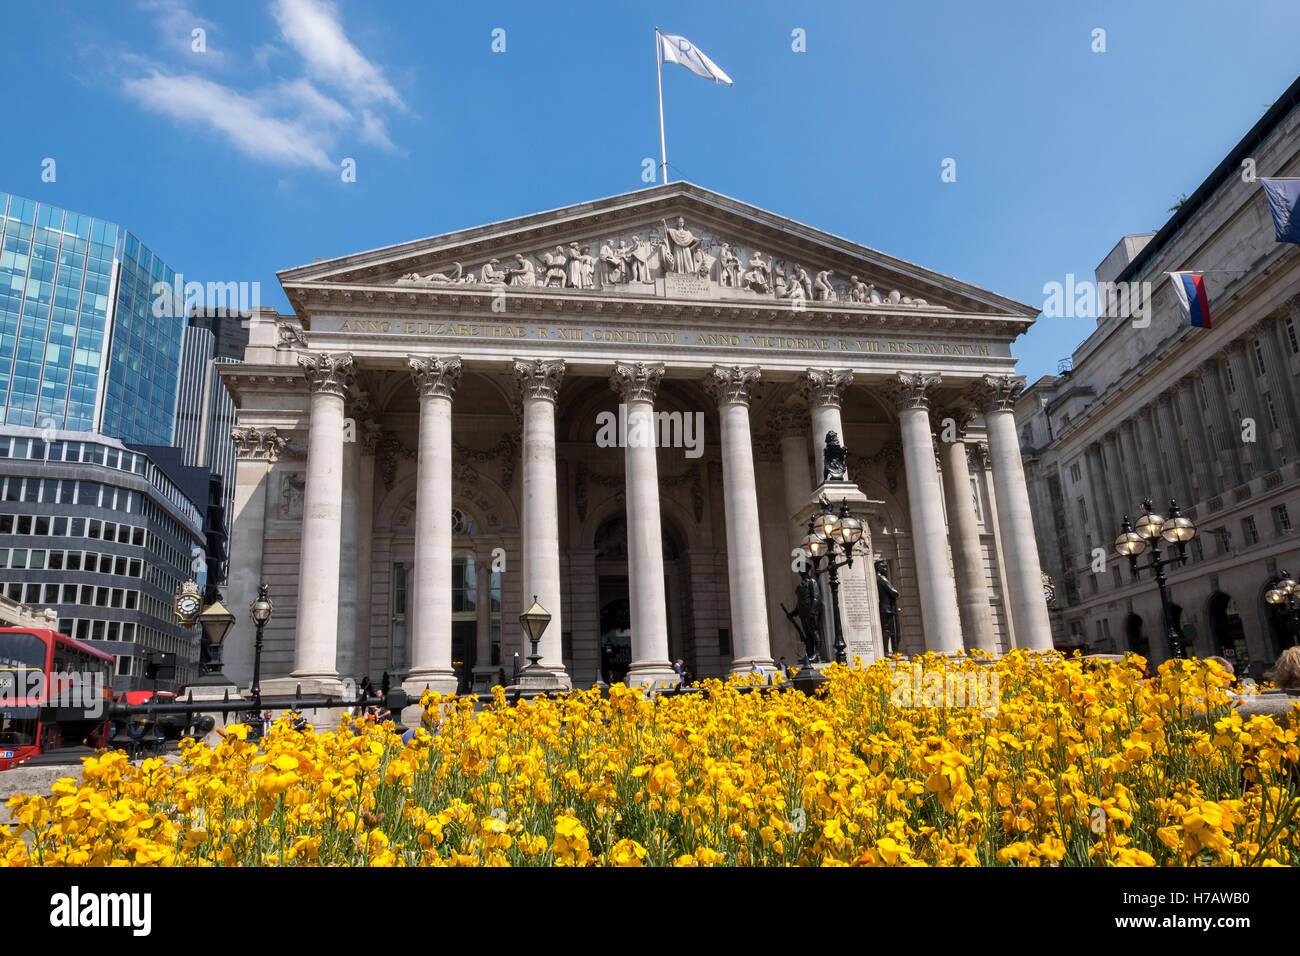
[0,628,113,771]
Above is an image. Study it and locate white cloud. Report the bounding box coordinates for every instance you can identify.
[275,77,352,127]
[271,0,404,109]
[138,0,225,64]
[124,72,335,170]
[358,109,397,152]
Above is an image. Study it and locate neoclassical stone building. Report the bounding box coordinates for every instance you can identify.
[220,182,1052,696]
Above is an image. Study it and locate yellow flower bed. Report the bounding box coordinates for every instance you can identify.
[2,651,1297,866]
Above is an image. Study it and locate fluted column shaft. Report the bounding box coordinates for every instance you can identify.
[515,358,569,686]
[1226,341,1273,473]
[293,353,355,682]
[800,369,853,481]
[611,362,676,686]
[975,375,1054,651]
[708,365,774,671]
[887,373,962,654]
[407,356,461,693]
[936,407,997,654]
[1175,380,1215,500]
[1201,360,1245,487]
[1256,317,1300,462]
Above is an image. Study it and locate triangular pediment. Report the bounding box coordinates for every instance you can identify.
[278,182,1035,318]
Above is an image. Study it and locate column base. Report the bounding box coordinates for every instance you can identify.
[400,672,458,733]
[623,660,680,691]
[260,676,349,734]
[511,667,572,692]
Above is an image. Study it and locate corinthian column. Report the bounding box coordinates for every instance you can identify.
[292,352,355,686]
[799,368,854,481]
[610,361,677,687]
[706,365,774,673]
[933,402,997,654]
[973,374,1053,651]
[514,358,570,687]
[883,372,963,654]
[406,355,461,695]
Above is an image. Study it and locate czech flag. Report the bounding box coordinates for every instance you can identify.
[1169,272,1211,329]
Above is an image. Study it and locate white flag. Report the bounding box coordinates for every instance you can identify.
[658,33,733,85]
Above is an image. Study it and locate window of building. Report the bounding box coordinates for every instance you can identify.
[1265,392,1280,431]
[1213,527,1230,555]
[1191,537,1204,562]
[1111,565,1122,588]
[1242,516,1259,546]
[1253,338,1267,375]
[1271,504,1291,536]
[1069,462,1082,483]
[1225,363,1236,393]
[1287,315,1299,354]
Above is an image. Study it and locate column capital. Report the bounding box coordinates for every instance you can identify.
[705,364,761,405]
[930,403,976,439]
[359,419,383,457]
[971,374,1024,413]
[884,371,941,411]
[1225,338,1248,356]
[769,403,810,436]
[231,425,288,461]
[513,358,566,402]
[799,368,854,408]
[610,360,665,403]
[408,355,462,400]
[298,351,355,397]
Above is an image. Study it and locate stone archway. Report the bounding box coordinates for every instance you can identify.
[1208,592,1248,671]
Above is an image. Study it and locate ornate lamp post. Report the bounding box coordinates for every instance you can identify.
[1265,571,1300,647]
[518,595,552,677]
[1113,498,1196,660]
[246,584,273,740]
[196,598,236,684]
[800,494,864,668]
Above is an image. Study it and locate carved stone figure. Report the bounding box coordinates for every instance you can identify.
[743,251,771,293]
[719,243,740,287]
[280,473,306,519]
[795,267,813,301]
[628,235,654,282]
[579,246,596,288]
[539,247,567,287]
[508,253,536,286]
[653,235,674,274]
[794,567,823,663]
[567,242,584,288]
[887,289,902,304]
[867,283,882,304]
[849,275,869,303]
[662,216,701,274]
[600,240,625,284]
[480,258,504,284]
[815,270,837,301]
[823,430,848,482]
[876,559,901,656]
[397,262,463,285]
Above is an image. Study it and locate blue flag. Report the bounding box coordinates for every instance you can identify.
[1261,179,1300,243]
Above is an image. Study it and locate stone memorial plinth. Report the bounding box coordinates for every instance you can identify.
[794,482,885,666]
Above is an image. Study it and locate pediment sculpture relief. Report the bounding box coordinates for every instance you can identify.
[391,216,936,308]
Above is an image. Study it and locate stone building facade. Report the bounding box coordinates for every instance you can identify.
[220,182,1053,696]
[1016,81,1300,676]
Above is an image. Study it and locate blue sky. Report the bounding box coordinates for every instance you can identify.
[3,0,1298,383]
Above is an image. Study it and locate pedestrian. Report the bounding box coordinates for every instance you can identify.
[356,675,374,717]
[779,656,790,677]
[672,658,685,683]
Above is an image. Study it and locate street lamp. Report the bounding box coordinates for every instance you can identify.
[519,595,551,675]
[1265,571,1300,647]
[247,583,273,740]
[196,598,235,684]
[800,494,865,670]
[1113,498,1196,660]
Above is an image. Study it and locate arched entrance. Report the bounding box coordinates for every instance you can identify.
[1124,613,1149,658]
[1208,592,1248,671]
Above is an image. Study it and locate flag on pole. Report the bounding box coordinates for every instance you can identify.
[658,33,733,85]
[1169,272,1212,329]
[1260,179,1300,243]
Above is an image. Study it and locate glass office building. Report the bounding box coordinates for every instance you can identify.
[0,192,182,445]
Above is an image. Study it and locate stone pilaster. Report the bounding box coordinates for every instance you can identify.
[1254,316,1300,463]
[1174,378,1214,501]
[1200,358,1245,487]
[705,365,774,673]
[610,361,676,687]
[972,374,1053,651]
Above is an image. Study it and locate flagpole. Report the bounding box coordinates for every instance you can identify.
[655,26,668,185]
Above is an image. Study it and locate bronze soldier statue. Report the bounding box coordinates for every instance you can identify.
[876,558,900,656]
[823,431,848,483]
[793,567,824,664]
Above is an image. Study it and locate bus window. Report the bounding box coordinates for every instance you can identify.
[0,711,38,748]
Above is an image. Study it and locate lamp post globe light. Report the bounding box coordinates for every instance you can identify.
[518,595,552,676]
[247,583,274,741]
[797,495,865,686]
[1265,572,1300,647]
[1112,498,1196,660]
